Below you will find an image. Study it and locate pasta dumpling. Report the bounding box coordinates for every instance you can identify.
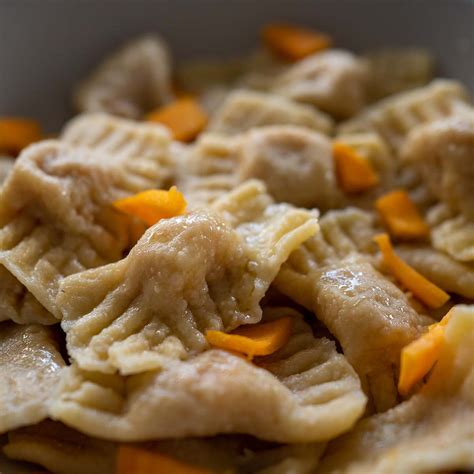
[318,305,474,474]
[51,308,366,443]
[74,36,173,119]
[0,323,65,434]
[273,50,369,119]
[58,182,318,374]
[275,208,430,411]
[339,80,469,152]
[0,138,168,315]
[209,89,333,135]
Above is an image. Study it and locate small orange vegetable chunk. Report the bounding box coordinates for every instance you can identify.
[146,98,208,142]
[333,142,379,193]
[376,190,429,239]
[117,445,212,474]
[374,233,450,309]
[206,317,293,359]
[113,186,187,227]
[0,117,42,155]
[398,311,452,396]
[262,23,332,61]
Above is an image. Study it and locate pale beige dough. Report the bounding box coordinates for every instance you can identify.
[339,79,470,152]
[51,307,365,443]
[0,323,65,434]
[275,208,430,412]
[58,181,317,374]
[273,50,369,119]
[209,90,333,135]
[318,305,474,474]
[0,265,55,324]
[0,139,165,315]
[74,36,173,119]
[364,48,434,101]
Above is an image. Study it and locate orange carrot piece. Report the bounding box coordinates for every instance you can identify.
[376,190,429,239]
[117,446,213,474]
[146,98,207,142]
[206,317,293,359]
[398,311,452,396]
[262,23,332,61]
[374,233,450,309]
[113,187,186,227]
[0,118,42,155]
[333,142,379,193]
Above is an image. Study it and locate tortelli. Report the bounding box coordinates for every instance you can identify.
[74,36,173,119]
[0,137,170,315]
[0,323,64,434]
[50,307,365,443]
[1,23,473,474]
[318,305,474,474]
[58,181,317,374]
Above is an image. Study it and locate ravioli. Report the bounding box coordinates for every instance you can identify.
[61,113,173,189]
[364,48,434,101]
[318,305,474,474]
[4,420,324,474]
[51,307,365,443]
[0,265,56,325]
[0,140,161,315]
[3,420,116,474]
[0,323,64,434]
[339,80,469,151]
[209,90,334,135]
[396,244,474,299]
[275,208,430,411]
[74,36,173,119]
[58,182,317,374]
[273,50,369,119]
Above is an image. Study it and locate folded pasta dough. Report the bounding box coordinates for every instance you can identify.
[61,113,173,188]
[275,208,429,412]
[74,36,173,119]
[396,244,474,299]
[364,48,434,101]
[0,323,65,434]
[339,80,470,152]
[273,50,369,119]
[3,420,116,474]
[0,140,160,315]
[3,420,324,474]
[176,133,241,206]
[58,181,318,374]
[318,304,474,474]
[402,116,474,220]
[180,126,345,209]
[209,90,334,135]
[51,307,365,443]
[0,265,55,324]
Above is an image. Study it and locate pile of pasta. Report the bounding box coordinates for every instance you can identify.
[0,25,473,474]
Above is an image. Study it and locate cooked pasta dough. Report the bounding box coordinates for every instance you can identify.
[273,50,369,119]
[339,80,469,151]
[209,90,334,135]
[364,48,434,101]
[58,182,317,374]
[74,36,173,119]
[275,208,430,411]
[0,323,64,434]
[3,421,116,474]
[51,308,365,443]
[318,305,474,474]
[0,139,165,315]
[61,113,173,189]
[0,265,56,325]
